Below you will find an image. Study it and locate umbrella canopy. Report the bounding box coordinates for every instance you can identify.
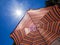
[10,5,60,45]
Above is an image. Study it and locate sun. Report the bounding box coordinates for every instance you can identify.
[12,8,24,18]
[15,9,23,16]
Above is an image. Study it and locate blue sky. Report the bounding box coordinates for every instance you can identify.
[0,0,46,45]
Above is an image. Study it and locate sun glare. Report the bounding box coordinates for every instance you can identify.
[10,0,27,19]
[25,28,30,35]
[12,8,24,18]
[15,9,23,16]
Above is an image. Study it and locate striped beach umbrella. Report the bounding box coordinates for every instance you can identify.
[10,5,60,45]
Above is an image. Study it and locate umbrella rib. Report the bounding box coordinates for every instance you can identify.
[27,12,48,45]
